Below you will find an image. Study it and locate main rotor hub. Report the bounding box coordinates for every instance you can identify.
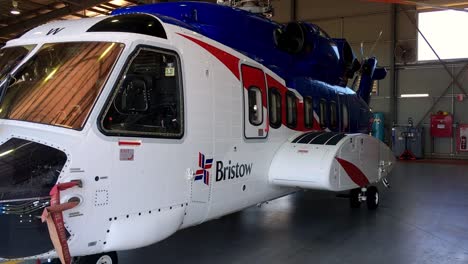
[217,0,273,17]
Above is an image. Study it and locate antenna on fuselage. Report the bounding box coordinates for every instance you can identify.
[352,29,383,90]
[368,30,383,58]
[350,42,365,91]
[360,42,365,60]
[355,30,387,104]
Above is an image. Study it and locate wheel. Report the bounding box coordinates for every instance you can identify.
[366,186,379,210]
[349,188,361,208]
[74,252,118,264]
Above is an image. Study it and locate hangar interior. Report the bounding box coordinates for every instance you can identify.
[0,0,468,264]
[272,0,468,159]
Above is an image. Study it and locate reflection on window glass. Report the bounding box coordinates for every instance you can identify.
[304,96,313,129]
[102,48,184,138]
[320,99,327,128]
[0,45,35,81]
[0,42,123,129]
[268,88,281,128]
[342,103,349,131]
[248,87,263,126]
[330,101,337,129]
[286,91,297,128]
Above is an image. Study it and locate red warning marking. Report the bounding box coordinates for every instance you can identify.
[118,141,141,146]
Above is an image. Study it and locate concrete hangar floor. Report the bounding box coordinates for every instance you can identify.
[119,161,468,264]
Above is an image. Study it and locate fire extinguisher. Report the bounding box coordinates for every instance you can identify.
[462,136,467,150]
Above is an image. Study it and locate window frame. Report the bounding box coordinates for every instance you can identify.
[0,44,37,82]
[319,98,327,128]
[268,87,282,129]
[247,86,263,126]
[304,96,314,129]
[285,91,298,128]
[330,100,338,130]
[98,45,184,139]
[342,102,349,132]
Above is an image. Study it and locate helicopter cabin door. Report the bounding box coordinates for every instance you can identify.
[241,64,268,139]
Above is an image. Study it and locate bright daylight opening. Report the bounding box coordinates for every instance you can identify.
[418,10,468,61]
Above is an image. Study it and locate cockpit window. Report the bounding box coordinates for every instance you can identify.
[0,45,35,81]
[0,42,123,129]
[101,47,184,138]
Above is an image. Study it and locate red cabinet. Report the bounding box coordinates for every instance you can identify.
[430,114,453,138]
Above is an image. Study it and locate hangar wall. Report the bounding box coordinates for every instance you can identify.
[272,0,468,159]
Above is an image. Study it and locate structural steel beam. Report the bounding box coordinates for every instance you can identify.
[0,2,65,27]
[416,64,468,127]
[61,0,82,6]
[0,0,110,38]
[390,4,398,125]
[88,7,110,15]
[97,4,115,12]
[291,0,297,21]
[400,7,468,126]
[403,8,468,96]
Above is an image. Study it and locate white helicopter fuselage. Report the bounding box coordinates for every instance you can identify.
[0,14,394,261]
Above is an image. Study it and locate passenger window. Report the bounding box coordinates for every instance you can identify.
[248,87,263,126]
[269,88,282,128]
[102,47,183,138]
[342,103,349,132]
[304,96,314,129]
[319,99,327,128]
[330,101,338,129]
[286,91,297,128]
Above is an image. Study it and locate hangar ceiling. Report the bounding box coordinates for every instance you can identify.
[415,0,468,11]
[0,0,160,44]
[0,0,466,45]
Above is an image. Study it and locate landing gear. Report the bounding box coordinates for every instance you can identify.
[366,186,379,210]
[73,252,118,264]
[349,186,379,210]
[349,188,361,208]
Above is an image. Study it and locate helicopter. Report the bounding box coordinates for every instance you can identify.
[4,0,456,263]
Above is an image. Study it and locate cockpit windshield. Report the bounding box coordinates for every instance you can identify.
[0,45,35,82]
[0,42,123,130]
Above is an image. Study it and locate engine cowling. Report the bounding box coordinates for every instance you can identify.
[269,132,395,192]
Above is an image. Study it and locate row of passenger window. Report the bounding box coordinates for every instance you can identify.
[248,87,349,131]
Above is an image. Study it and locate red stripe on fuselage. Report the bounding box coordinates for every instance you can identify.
[178,33,320,132]
[177,33,240,80]
[241,64,268,107]
[265,75,321,131]
[335,157,370,187]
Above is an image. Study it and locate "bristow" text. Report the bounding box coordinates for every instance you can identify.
[216,160,253,182]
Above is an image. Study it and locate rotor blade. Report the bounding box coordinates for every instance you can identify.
[362,0,468,12]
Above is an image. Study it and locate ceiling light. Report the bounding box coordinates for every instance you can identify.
[10,0,20,15]
[401,93,430,98]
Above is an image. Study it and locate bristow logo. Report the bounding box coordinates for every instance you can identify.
[216,160,253,182]
[194,153,254,185]
[194,153,213,185]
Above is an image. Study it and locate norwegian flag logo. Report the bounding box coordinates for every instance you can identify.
[194,152,213,185]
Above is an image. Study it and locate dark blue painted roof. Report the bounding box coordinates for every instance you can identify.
[111,2,343,86]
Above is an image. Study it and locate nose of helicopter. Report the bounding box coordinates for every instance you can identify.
[0,137,68,259]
